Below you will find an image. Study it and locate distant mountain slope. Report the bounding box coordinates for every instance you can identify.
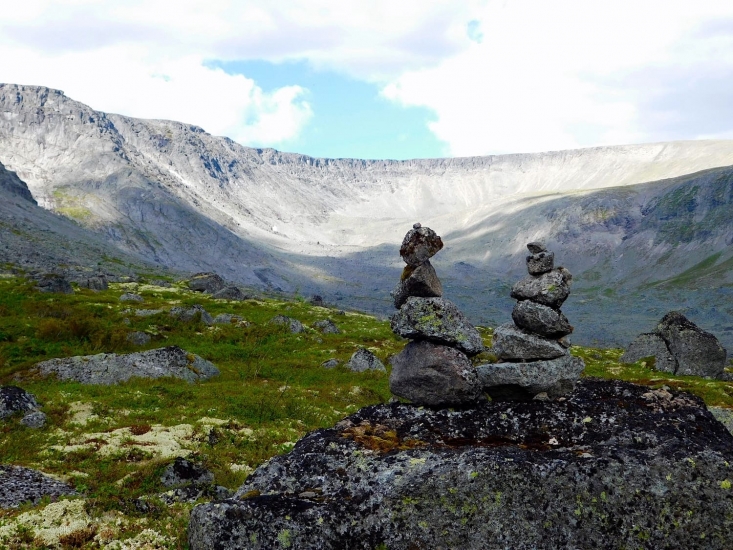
[0,83,732,349]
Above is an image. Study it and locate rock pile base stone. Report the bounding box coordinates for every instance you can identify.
[189,379,733,550]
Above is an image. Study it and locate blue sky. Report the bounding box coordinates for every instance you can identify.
[3,1,733,159]
[210,60,447,159]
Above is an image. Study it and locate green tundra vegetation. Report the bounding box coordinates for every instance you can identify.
[0,274,732,549]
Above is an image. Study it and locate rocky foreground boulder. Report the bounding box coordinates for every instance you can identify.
[189,379,733,549]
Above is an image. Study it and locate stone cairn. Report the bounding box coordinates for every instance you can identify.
[389,224,484,407]
[475,242,585,400]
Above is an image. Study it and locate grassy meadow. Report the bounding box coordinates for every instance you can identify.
[0,274,732,549]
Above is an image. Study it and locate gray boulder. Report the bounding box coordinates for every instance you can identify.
[345,348,386,372]
[391,260,443,309]
[20,411,47,429]
[35,274,73,294]
[390,340,481,406]
[510,268,571,309]
[476,354,585,400]
[0,386,39,419]
[313,319,340,334]
[491,323,568,361]
[161,457,215,488]
[34,346,219,385]
[526,250,554,275]
[657,312,727,378]
[126,331,152,346]
[269,315,305,334]
[391,297,484,356]
[170,304,214,325]
[512,300,572,338]
[0,466,77,509]
[80,275,108,291]
[189,380,733,550]
[620,332,676,373]
[399,224,444,266]
[119,292,144,302]
[321,359,340,369]
[212,286,247,300]
[188,272,226,294]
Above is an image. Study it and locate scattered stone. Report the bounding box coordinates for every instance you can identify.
[212,313,246,325]
[390,340,481,406]
[512,300,573,338]
[212,286,247,300]
[527,250,554,275]
[188,272,226,294]
[133,308,163,317]
[321,359,340,369]
[510,267,571,309]
[476,354,585,400]
[491,323,567,361]
[269,315,305,334]
[35,274,73,294]
[0,386,40,419]
[313,319,340,334]
[119,292,144,302]
[0,466,77,509]
[345,348,386,372]
[161,457,215,488]
[400,225,444,266]
[126,331,152,346]
[391,259,443,308]
[391,297,484,356]
[170,304,214,325]
[620,333,676,373]
[657,312,727,377]
[20,411,47,429]
[189,380,733,549]
[309,295,324,306]
[34,346,219,385]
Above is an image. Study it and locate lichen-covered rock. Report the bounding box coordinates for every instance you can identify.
[399,225,444,266]
[391,297,484,356]
[620,332,676,373]
[491,323,568,361]
[313,319,340,334]
[189,379,733,550]
[35,274,73,294]
[391,260,443,308]
[161,457,215,488]
[0,466,77,509]
[20,411,47,429]
[526,250,554,275]
[476,355,585,400]
[212,286,247,300]
[512,300,572,338]
[0,386,40,420]
[269,315,305,334]
[34,346,219,385]
[510,268,571,309]
[188,272,226,294]
[345,348,386,372]
[170,304,214,325]
[656,311,727,377]
[390,340,481,406]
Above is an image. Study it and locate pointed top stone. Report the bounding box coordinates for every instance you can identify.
[400,226,443,266]
[527,242,546,254]
[413,222,422,229]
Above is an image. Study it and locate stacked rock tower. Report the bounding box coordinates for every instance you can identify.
[476,242,585,400]
[389,224,484,407]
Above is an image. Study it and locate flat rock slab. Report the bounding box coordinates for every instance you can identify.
[491,323,567,361]
[189,379,733,549]
[0,465,77,508]
[476,355,585,400]
[390,340,482,406]
[34,346,219,385]
[391,297,484,356]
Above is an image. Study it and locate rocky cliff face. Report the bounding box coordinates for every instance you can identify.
[1,83,732,349]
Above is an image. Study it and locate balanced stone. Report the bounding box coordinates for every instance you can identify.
[491,323,568,361]
[400,225,443,266]
[390,340,481,406]
[510,267,572,309]
[512,300,572,338]
[526,241,546,254]
[656,312,727,378]
[476,355,585,400]
[620,333,676,373]
[391,297,484,356]
[392,259,443,308]
[526,250,554,275]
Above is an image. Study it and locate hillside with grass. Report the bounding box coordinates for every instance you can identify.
[1,272,733,548]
